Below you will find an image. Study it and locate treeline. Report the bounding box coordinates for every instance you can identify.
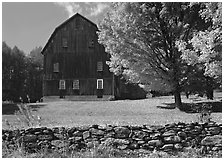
[2,42,43,102]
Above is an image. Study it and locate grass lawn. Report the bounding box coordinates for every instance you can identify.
[2,93,222,129]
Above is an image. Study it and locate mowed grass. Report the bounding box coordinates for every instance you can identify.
[2,93,222,129]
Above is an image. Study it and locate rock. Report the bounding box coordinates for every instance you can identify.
[132,131,148,140]
[177,131,187,139]
[142,129,154,134]
[105,131,115,138]
[77,126,90,131]
[89,128,105,136]
[51,140,69,148]
[165,123,176,129]
[163,136,181,143]
[191,129,201,135]
[54,133,64,139]
[201,135,222,146]
[83,131,90,139]
[73,131,83,137]
[22,134,37,142]
[91,124,98,129]
[38,135,53,141]
[117,144,128,150]
[148,139,163,147]
[67,127,77,136]
[174,143,183,150]
[74,137,83,141]
[137,140,146,144]
[86,141,99,148]
[114,127,130,138]
[128,143,139,149]
[114,139,130,145]
[162,130,176,137]
[150,132,161,139]
[161,144,174,151]
[208,127,221,135]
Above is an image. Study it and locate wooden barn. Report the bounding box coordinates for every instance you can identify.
[41,13,146,101]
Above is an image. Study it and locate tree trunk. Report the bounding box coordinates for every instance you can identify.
[174,90,182,108]
[206,88,214,100]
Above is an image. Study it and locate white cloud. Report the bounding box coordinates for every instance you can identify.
[89,3,110,16]
[55,2,110,18]
[55,2,82,17]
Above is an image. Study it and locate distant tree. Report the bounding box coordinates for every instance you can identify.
[25,46,43,102]
[2,42,43,102]
[29,46,43,67]
[98,2,207,108]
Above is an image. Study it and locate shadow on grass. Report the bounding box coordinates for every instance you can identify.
[157,101,222,113]
[2,103,46,115]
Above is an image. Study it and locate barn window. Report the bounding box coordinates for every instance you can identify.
[53,63,59,72]
[97,79,103,89]
[59,80,66,90]
[89,39,94,48]
[97,61,103,71]
[73,80,80,90]
[62,38,68,47]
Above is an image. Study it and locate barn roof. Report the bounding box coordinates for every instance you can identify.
[41,13,98,54]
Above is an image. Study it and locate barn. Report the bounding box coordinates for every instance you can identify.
[41,13,146,101]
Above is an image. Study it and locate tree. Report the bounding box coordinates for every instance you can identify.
[2,42,44,102]
[177,2,222,83]
[98,2,207,108]
[29,46,43,67]
[26,46,43,102]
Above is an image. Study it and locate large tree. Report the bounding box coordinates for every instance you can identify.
[98,2,207,108]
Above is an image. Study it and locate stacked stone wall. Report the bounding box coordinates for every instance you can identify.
[2,121,222,154]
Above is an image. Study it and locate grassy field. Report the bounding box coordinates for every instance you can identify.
[2,92,222,130]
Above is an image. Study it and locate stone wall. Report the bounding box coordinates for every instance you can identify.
[2,121,222,154]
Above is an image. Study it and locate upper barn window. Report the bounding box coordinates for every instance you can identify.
[53,62,59,73]
[62,38,68,48]
[89,39,94,48]
[97,61,103,71]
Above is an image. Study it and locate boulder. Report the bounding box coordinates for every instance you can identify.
[148,139,163,147]
[162,130,176,137]
[163,136,181,143]
[201,135,222,146]
[22,134,37,142]
[38,134,53,141]
[83,131,90,139]
[114,127,130,138]
[89,128,105,136]
[161,144,174,151]
[132,130,148,140]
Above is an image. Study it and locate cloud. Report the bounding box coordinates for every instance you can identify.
[89,3,110,16]
[55,2,110,18]
[55,2,82,17]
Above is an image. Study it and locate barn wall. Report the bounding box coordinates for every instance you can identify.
[43,14,113,97]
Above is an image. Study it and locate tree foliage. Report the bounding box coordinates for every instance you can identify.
[177,2,222,82]
[2,42,43,102]
[98,2,208,107]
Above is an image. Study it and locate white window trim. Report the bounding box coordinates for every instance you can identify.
[97,79,103,89]
[59,80,66,90]
[73,79,80,90]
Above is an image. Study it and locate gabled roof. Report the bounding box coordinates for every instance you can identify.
[41,13,98,54]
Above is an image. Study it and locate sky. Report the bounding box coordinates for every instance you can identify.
[2,2,111,54]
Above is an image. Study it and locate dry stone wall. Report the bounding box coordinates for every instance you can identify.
[2,121,222,154]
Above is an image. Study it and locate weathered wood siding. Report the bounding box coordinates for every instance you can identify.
[43,14,113,96]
